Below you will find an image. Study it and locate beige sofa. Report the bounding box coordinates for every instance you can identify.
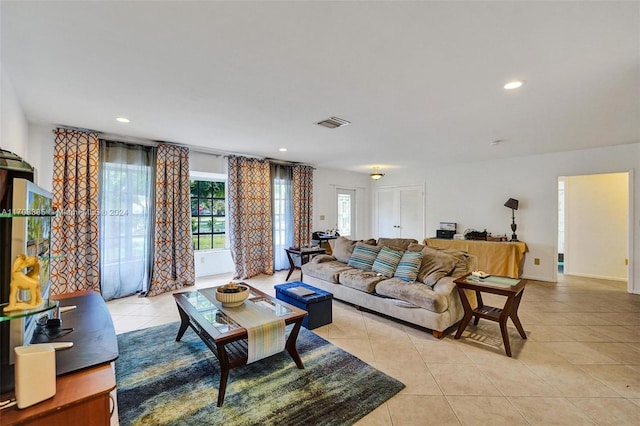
[301,237,477,338]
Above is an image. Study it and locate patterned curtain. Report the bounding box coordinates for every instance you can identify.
[147,144,195,296]
[50,129,100,295]
[292,165,314,248]
[227,156,273,279]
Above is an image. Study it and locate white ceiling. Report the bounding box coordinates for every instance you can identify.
[1,1,639,174]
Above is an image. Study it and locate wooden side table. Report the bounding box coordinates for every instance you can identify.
[453,273,527,357]
[284,247,326,280]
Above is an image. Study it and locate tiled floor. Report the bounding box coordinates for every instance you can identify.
[107,272,640,425]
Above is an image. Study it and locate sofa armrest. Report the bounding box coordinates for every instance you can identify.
[434,276,478,309]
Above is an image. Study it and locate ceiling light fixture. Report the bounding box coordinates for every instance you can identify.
[116,117,130,123]
[279,148,287,152]
[370,166,385,180]
[503,81,523,90]
[316,116,350,129]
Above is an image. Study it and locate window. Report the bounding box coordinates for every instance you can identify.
[190,179,227,250]
[336,188,356,238]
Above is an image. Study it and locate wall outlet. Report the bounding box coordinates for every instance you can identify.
[200,257,205,263]
[534,258,540,265]
[319,215,325,220]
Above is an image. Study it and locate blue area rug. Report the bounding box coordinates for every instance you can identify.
[115,322,404,425]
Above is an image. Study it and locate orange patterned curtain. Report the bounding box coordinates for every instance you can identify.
[50,129,100,295]
[292,165,313,248]
[227,156,273,279]
[147,144,195,296]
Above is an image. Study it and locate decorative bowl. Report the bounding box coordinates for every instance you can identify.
[215,283,250,307]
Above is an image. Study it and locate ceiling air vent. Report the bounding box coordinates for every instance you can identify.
[316,116,351,129]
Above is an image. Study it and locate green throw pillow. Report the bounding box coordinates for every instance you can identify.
[348,243,381,271]
[394,251,423,282]
[371,246,404,278]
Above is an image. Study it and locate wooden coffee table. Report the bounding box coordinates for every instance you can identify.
[173,284,307,406]
[453,273,527,357]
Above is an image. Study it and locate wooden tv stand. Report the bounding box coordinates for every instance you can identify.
[0,292,118,426]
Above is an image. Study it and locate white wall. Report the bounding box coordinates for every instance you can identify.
[372,143,639,293]
[0,65,28,158]
[564,173,628,281]
[26,124,55,191]
[313,168,372,241]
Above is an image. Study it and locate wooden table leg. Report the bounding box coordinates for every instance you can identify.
[285,319,305,369]
[473,290,483,326]
[215,342,231,407]
[175,306,190,342]
[285,250,296,281]
[509,291,527,339]
[499,296,516,357]
[455,287,474,339]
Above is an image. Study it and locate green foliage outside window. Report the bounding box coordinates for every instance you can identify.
[190,180,226,250]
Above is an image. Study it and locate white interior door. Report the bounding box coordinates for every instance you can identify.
[376,188,398,237]
[399,187,424,238]
[375,185,424,239]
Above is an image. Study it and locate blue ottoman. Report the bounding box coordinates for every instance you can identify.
[274,282,333,330]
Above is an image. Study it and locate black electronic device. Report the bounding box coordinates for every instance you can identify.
[436,229,456,239]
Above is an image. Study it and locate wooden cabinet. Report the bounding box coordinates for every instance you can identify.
[0,363,115,426]
[0,292,118,425]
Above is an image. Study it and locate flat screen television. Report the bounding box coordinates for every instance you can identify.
[0,178,54,392]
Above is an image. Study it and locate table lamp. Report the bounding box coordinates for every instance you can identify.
[504,198,519,241]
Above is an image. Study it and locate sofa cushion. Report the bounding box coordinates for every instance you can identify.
[375,279,449,313]
[333,237,357,263]
[377,238,418,251]
[393,250,423,282]
[408,243,474,278]
[301,260,352,283]
[407,244,457,286]
[371,246,404,278]
[339,269,386,293]
[348,242,381,271]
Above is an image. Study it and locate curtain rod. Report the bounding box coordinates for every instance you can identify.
[52,125,314,167]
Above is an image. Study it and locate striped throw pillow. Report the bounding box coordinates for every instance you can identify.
[372,246,404,278]
[394,251,423,282]
[347,243,381,271]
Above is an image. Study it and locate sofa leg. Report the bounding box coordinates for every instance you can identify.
[432,330,444,339]
[354,305,362,311]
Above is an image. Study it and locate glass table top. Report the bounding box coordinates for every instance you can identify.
[0,299,59,322]
[182,286,293,333]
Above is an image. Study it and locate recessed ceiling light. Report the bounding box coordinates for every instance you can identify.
[279,148,287,152]
[503,81,523,90]
[116,117,130,123]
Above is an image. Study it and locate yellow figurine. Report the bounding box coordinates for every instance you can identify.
[4,254,42,313]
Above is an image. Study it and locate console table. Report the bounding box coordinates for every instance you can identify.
[425,238,528,278]
[1,291,118,425]
[284,247,326,280]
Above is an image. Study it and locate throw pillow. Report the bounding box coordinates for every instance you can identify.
[347,243,381,271]
[418,246,457,286]
[394,250,423,282]
[333,236,357,263]
[371,246,404,278]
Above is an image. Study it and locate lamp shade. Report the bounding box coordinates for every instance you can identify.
[504,198,519,210]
